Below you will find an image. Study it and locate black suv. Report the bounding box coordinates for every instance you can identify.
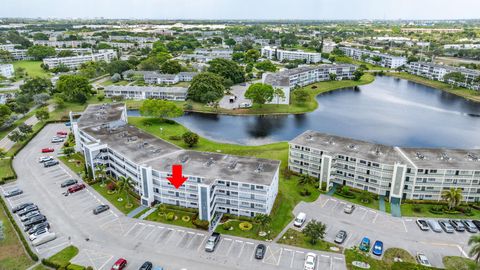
[255,244,266,259]
[93,205,110,215]
[139,261,153,270]
[12,202,33,213]
[61,179,78,188]
[24,215,47,227]
[18,205,38,216]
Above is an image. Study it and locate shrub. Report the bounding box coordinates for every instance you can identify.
[299,188,312,197]
[168,135,181,141]
[412,205,423,213]
[67,264,86,270]
[239,222,253,231]
[182,215,191,222]
[192,218,209,230]
[106,182,117,191]
[222,222,233,230]
[166,212,175,221]
[429,206,444,214]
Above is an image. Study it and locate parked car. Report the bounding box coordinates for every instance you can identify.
[359,237,371,252]
[416,219,429,231]
[29,227,49,241]
[44,160,59,167]
[372,240,384,256]
[93,205,110,215]
[303,252,317,270]
[152,267,164,270]
[111,258,128,270]
[51,137,64,143]
[61,179,78,188]
[57,131,68,136]
[255,244,266,259]
[344,204,356,214]
[138,261,153,270]
[427,219,442,233]
[334,230,347,244]
[4,188,23,198]
[293,212,307,227]
[27,222,50,234]
[24,215,47,227]
[64,122,71,127]
[472,220,480,231]
[449,220,465,232]
[416,252,432,267]
[41,148,54,153]
[68,184,86,194]
[205,232,221,252]
[32,232,56,247]
[462,220,478,233]
[12,202,33,213]
[38,156,54,163]
[20,211,41,222]
[439,220,454,233]
[18,205,39,216]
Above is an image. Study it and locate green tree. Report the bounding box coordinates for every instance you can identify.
[27,45,56,60]
[33,93,50,106]
[0,148,6,159]
[441,188,463,210]
[188,72,225,103]
[117,176,134,207]
[106,60,132,76]
[293,89,310,104]
[8,130,28,142]
[468,234,480,264]
[20,77,53,96]
[207,58,245,84]
[253,214,272,232]
[96,43,112,49]
[95,163,108,185]
[57,50,74,57]
[245,83,274,106]
[329,73,337,81]
[353,70,364,81]
[245,49,261,62]
[18,123,33,134]
[443,72,466,87]
[63,147,75,157]
[0,50,13,62]
[0,104,12,127]
[139,99,184,119]
[371,55,382,64]
[35,108,50,121]
[302,220,326,245]
[273,88,286,106]
[56,75,92,103]
[182,131,199,148]
[160,60,182,74]
[255,60,277,72]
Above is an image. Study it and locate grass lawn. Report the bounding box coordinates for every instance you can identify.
[400,203,480,219]
[47,245,79,267]
[0,159,15,181]
[277,228,341,253]
[12,61,50,78]
[32,265,50,270]
[0,107,41,140]
[345,248,441,270]
[443,256,477,270]
[91,182,139,215]
[58,153,85,176]
[100,80,129,86]
[0,203,34,270]
[332,192,381,211]
[144,208,198,229]
[129,117,321,239]
[215,219,266,240]
[387,72,480,103]
[382,248,416,266]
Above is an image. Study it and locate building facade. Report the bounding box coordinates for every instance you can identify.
[143,72,197,85]
[340,47,407,69]
[261,46,322,64]
[407,62,480,90]
[104,85,188,101]
[0,64,14,78]
[70,104,280,225]
[289,131,480,204]
[43,50,117,69]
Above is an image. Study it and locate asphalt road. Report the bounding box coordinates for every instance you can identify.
[1,123,346,270]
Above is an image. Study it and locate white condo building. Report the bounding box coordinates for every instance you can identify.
[143,72,198,85]
[340,47,407,68]
[104,85,188,101]
[289,131,480,205]
[70,103,280,227]
[0,64,14,78]
[407,62,480,90]
[261,46,322,64]
[43,50,117,69]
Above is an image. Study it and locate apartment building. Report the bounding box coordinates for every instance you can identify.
[106,42,153,51]
[43,50,117,69]
[33,40,96,48]
[144,72,198,85]
[261,46,322,64]
[340,47,406,68]
[70,103,280,226]
[0,64,14,78]
[401,28,463,33]
[407,62,480,90]
[194,48,233,58]
[444,44,480,50]
[109,36,157,43]
[289,131,480,204]
[104,85,188,101]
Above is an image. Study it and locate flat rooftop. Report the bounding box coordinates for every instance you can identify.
[105,85,188,94]
[76,103,125,128]
[399,148,480,170]
[263,64,356,86]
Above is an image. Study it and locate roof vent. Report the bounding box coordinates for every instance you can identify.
[347,144,357,150]
[228,160,238,170]
[373,147,382,156]
[205,158,214,167]
[254,163,264,173]
[416,152,426,160]
[440,153,451,161]
[326,138,335,145]
[467,153,479,161]
[306,134,314,141]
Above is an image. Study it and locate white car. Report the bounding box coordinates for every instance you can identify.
[303,252,317,270]
[51,137,64,143]
[293,212,306,227]
[38,156,54,163]
[416,252,432,267]
[29,227,49,241]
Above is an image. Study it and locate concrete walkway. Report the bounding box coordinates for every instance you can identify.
[138,207,156,220]
[378,195,386,212]
[126,205,147,218]
[390,199,402,217]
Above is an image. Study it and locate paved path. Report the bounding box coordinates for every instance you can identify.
[126,205,147,218]
[138,208,156,220]
[0,104,54,151]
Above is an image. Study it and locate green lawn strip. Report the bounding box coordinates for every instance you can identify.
[0,159,15,182]
[400,203,480,219]
[90,182,139,215]
[58,154,85,176]
[386,72,480,103]
[45,245,79,268]
[0,200,35,270]
[277,228,341,253]
[443,256,477,270]
[331,190,381,211]
[144,208,197,229]
[0,106,42,140]
[382,248,416,267]
[12,60,51,78]
[215,219,264,240]
[129,116,320,239]
[132,208,151,219]
[32,264,51,270]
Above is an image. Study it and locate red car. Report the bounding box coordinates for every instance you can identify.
[57,131,68,136]
[111,258,127,270]
[68,184,86,194]
[41,148,54,153]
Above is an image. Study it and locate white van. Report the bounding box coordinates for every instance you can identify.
[293,212,306,227]
[32,232,56,247]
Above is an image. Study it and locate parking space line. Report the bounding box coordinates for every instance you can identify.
[37,241,69,254]
[457,245,469,258]
[98,255,114,270]
[123,223,138,236]
[197,233,209,252]
[277,248,283,265]
[321,198,330,208]
[402,220,408,232]
[290,249,296,268]
[372,213,379,224]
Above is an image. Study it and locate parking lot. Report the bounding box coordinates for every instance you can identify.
[293,196,472,268]
[1,123,346,270]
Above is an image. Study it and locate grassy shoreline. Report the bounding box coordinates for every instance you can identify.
[386,72,480,103]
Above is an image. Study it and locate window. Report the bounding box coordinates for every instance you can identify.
[255,185,264,190]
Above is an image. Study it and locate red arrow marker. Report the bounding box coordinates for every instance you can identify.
[167,164,188,189]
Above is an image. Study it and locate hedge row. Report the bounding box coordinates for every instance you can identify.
[0,195,39,261]
[42,258,89,270]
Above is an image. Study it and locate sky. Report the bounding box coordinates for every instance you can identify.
[1,0,480,20]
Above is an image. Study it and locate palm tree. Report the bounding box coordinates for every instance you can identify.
[118,176,134,207]
[95,164,107,185]
[273,88,285,106]
[468,235,480,264]
[298,175,316,186]
[254,214,272,232]
[441,188,463,210]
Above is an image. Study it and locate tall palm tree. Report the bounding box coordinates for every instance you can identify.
[95,164,107,185]
[118,176,134,206]
[441,188,463,210]
[254,214,272,232]
[468,235,480,264]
